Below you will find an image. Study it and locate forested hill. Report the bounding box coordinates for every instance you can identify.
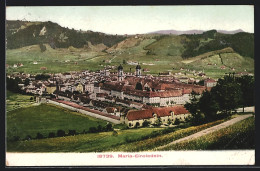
[6,20,126,49]
[6,20,254,59]
[180,30,254,59]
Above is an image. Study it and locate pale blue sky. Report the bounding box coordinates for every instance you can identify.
[6,6,254,34]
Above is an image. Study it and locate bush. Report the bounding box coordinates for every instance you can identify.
[142,120,151,127]
[89,127,97,133]
[135,122,140,128]
[39,43,46,52]
[48,132,55,138]
[36,133,44,139]
[112,130,118,136]
[68,130,77,136]
[24,135,32,141]
[97,125,103,132]
[82,129,87,134]
[57,130,66,137]
[174,118,180,125]
[12,136,20,141]
[105,123,113,131]
[113,124,128,130]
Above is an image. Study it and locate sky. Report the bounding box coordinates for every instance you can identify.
[6,5,254,35]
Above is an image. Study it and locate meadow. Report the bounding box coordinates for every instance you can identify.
[6,91,252,152]
[161,116,255,150]
[6,43,253,79]
[108,119,226,152]
[6,90,35,112]
[6,103,107,141]
[7,116,233,152]
[7,127,163,152]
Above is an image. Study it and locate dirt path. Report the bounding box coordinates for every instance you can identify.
[155,114,253,151]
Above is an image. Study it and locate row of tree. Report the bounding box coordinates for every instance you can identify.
[10,123,114,142]
[185,74,254,125]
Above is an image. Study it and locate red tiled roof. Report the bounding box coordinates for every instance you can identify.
[205,78,216,83]
[52,99,120,120]
[126,106,189,121]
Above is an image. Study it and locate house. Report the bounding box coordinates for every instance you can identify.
[40,67,47,70]
[105,107,121,117]
[204,78,217,87]
[75,83,84,93]
[124,106,190,128]
[178,77,189,84]
[46,84,56,94]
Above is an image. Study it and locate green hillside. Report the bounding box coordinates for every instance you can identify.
[144,35,186,56]
[6,20,126,49]
[6,21,254,78]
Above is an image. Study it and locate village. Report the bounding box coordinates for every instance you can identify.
[7,63,223,128]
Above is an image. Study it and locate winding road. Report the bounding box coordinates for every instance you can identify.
[155,114,253,151]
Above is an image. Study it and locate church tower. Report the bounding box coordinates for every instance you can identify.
[136,63,141,77]
[118,64,124,82]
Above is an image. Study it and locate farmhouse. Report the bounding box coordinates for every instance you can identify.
[123,105,190,128]
[204,78,217,87]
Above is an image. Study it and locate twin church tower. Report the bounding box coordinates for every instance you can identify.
[118,63,141,82]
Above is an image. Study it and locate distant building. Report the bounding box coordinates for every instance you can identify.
[204,78,217,87]
[123,106,191,127]
[46,84,56,94]
[136,63,141,77]
[118,64,124,82]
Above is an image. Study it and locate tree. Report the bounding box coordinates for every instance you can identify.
[198,91,219,121]
[39,43,46,52]
[237,75,254,112]
[154,118,162,126]
[35,74,50,80]
[24,135,32,141]
[123,59,126,64]
[167,118,172,125]
[48,132,55,138]
[68,130,77,136]
[135,82,143,90]
[166,101,169,106]
[112,130,118,136]
[24,78,30,86]
[89,127,97,133]
[57,130,66,137]
[105,123,113,131]
[142,120,151,127]
[6,77,21,93]
[97,125,103,132]
[184,91,204,125]
[211,75,242,116]
[174,118,180,125]
[197,79,204,86]
[36,133,44,139]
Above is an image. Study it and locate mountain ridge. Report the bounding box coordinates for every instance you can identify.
[147,29,245,35]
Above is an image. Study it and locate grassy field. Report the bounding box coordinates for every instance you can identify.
[6,90,35,112]
[6,103,107,141]
[6,41,254,79]
[109,119,226,152]
[161,116,255,150]
[7,127,163,152]
[7,117,231,152]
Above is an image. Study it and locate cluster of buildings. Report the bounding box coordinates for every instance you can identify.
[8,63,219,127]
